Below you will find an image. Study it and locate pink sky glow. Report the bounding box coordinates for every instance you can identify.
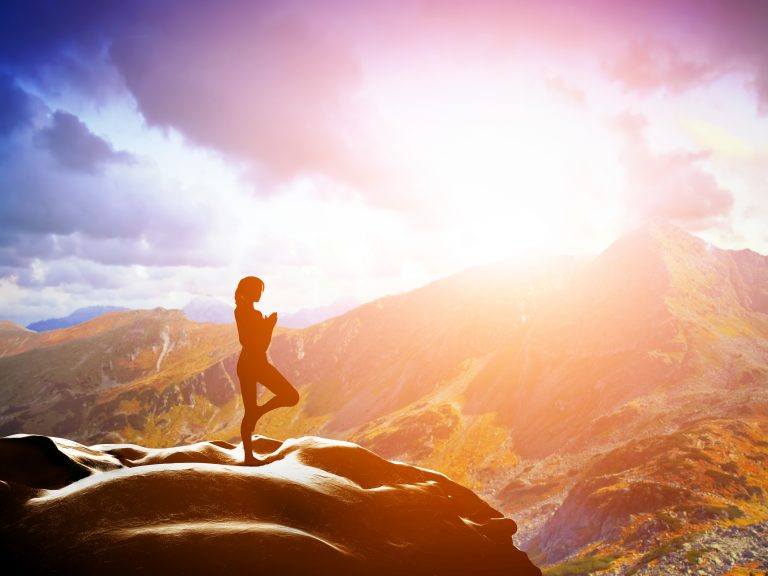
[0,0,767,325]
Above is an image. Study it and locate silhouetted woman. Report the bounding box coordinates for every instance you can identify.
[234,276,299,464]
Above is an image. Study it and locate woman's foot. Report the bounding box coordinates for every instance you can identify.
[242,453,264,466]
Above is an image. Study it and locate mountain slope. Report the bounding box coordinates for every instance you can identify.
[0,309,241,442]
[0,321,37,358]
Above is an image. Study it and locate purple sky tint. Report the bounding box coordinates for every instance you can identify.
[1,0,767,325]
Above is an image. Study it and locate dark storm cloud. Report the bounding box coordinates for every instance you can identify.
[36,111,133,172]
[616,112,734,224]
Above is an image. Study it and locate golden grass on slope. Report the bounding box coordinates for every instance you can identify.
[419,412,519,492]
[343,354,520,491]
[123,396,240,447]
[98,320,239,402]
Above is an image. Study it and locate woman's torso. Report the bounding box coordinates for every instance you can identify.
[235,306,271,359]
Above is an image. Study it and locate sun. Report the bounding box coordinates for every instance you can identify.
[367,67,624,261]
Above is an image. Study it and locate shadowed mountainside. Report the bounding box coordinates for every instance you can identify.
[0,433,541,576]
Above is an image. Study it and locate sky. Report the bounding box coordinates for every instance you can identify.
[1,0,767,325]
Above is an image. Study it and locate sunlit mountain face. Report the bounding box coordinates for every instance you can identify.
[1,1,767,325]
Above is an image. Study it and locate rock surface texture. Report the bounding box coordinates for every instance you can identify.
[0,433,541,576]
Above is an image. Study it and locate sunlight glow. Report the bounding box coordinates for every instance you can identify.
[368,68,623,261]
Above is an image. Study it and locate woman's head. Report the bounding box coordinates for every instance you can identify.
[235,276,264,306]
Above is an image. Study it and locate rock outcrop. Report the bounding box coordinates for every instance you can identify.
[0,433,541,575]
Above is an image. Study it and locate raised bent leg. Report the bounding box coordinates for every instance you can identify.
[238,362,298,464]
[256,362,299,416]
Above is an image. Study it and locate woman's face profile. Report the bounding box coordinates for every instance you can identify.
[245,281,264,304]
[253,284,264,303]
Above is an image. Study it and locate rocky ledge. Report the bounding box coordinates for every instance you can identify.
[0,433,541,575]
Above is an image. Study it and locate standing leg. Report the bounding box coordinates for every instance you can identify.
[238,366,262,464]
[240,406,259,464]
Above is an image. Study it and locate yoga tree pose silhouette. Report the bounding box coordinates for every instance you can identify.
[234,276,299,465]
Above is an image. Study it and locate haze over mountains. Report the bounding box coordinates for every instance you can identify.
[19,297,359,332]
[181,295,359,328]
[25,306,128,332]
[1,222,767,572]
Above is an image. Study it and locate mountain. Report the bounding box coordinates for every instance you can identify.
[527,412,768,569]
[0,308,241,443]
[1,222,767,571]
[26,306,128,332]
[0,433,541,576]
[279,296,360,328]
[0,321,37,358]
[183,296,234,324]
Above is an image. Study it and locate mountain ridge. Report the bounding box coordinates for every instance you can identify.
[1,222,767,570]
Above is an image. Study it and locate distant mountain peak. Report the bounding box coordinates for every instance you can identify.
[626,219,700,245]
[26,305,128,332]
[279,296,360,328]
[0,320,31,333]
[182,296,234,324]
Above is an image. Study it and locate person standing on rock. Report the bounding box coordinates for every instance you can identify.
[234,276,299,465]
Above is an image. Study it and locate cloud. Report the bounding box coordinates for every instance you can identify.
[608,41,714,95]
[616,112,734,223]
[1,1,368,184]
[0,138,144,240]
[36,111,134,172]
[0,257,124,290]
[108,9,366,183]
[0,262,205,326]
[0,73,35,136]
[0,0,132,101]
[600,0,768,106]
[3,0,768,187]
[0,104,231,270]
[545,76,587,107]
[1,0,766,325]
